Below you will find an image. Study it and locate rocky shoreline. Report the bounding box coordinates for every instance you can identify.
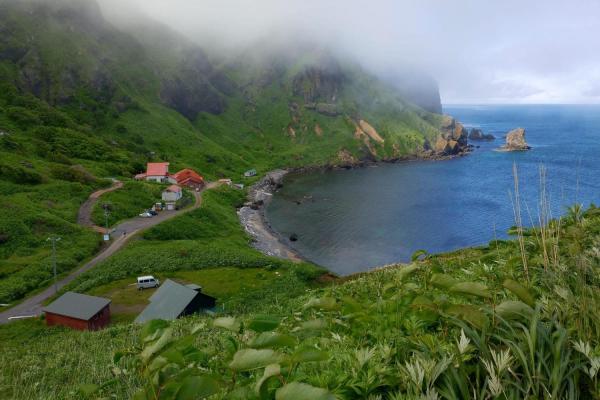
[237,170,304,262]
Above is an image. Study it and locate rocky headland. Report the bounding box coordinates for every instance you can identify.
[430,116,471,157]
[497,127,531,151]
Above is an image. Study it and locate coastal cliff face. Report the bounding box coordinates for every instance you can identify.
[0,0,465,181]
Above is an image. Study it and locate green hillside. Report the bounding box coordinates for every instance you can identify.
[0,0,464,303]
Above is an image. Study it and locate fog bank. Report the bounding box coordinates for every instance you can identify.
[99,0,600,104]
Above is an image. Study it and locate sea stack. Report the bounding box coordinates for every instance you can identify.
[499,127,530,151]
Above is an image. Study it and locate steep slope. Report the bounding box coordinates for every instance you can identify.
[0,0,468,303]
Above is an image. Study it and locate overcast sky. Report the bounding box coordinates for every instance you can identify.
[100,0,600,104]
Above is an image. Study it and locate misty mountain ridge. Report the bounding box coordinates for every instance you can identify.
[1,0,457,182]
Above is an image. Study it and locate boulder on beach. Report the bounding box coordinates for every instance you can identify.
[468,128,495,141]
[498,127,530,151]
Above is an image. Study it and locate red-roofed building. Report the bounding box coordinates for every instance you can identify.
[135,162,177,184]
[172,168,205,189]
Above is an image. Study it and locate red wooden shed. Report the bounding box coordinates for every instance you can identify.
[43,292,111,331]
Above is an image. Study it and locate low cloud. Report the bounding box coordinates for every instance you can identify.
[99,0,600,104]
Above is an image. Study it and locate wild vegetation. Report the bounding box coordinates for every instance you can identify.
[0,0,451,304]
[2,202,600,399]
[90,181,165,228]
[64,187,323,304]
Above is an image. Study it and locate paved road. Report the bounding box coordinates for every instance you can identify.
[77,179,123,232]
[0,189,204,324]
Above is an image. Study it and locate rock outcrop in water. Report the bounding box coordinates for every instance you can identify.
[468,128,495,141]
[498,127,530,151]
[433,116,470,156]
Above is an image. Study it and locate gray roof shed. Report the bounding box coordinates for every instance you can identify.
[135,280,198,323]
[43,292,111,320]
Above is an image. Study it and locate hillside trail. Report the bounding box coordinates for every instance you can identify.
[0,183,216,324]
[77,179,123,232]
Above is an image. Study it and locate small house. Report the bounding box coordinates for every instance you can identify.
[162,185,182,210]
[135,162,177,184]
[172,168,204,189]
[135,279,216,323]
[244,169,257,178]
[43,292,111,331]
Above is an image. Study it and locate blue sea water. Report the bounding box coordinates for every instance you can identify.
[266,105,600,275]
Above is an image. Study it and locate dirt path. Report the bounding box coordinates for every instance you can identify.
[77,179,124,232]
[0,189,205,324]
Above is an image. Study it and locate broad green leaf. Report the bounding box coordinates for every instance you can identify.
[449,282,492,299]
[158,363,181,387]
[183,349,208,364]
[430,274,458,290]
[446,304,488,329]
[276,382,336,400]
[213,317,241,333]
[248,332,296,349]
[397,264,420,282]
[247,315,282,332]
[255,364,281,395]
[159,380,182,399]
[503,279,535,307]
[148,356,168,373]
[411,296,439,324]
[411,295,435,308]
[161,348,185,366]
[303,297,339,311]
[140,319,170,342]
[141,328,173,362]
[229,349,282,371]
[176,375,220,400]
[298,319,328,331]
[495,300,533,320]
[291,345,329,363]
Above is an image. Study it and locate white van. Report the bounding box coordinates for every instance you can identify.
[137,276,160,290]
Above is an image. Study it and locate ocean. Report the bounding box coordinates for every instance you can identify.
[266,105,600,275]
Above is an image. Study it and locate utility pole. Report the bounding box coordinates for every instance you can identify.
[103,204,111,241]
[47,236,61,294]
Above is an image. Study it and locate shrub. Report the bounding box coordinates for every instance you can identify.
[50,164,98,184]
[0,163,44,184]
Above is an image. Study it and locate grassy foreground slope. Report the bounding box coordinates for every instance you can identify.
[2,205,600,399]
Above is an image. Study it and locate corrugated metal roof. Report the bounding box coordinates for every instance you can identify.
[146,162,169,176]
[43,292,111,321]
[185,283,202,291]
[135,280,197,323]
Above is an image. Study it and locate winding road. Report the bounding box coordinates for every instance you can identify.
[0,183,212,324]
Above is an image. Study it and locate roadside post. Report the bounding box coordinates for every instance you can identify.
[47,236,61,294]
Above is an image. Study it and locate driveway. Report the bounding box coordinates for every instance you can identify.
[0,189,205,324]
[77,179,123,232]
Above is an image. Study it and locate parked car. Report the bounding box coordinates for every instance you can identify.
[139,211,153,218]
[148,210,158,216]
[137,276,160,290]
